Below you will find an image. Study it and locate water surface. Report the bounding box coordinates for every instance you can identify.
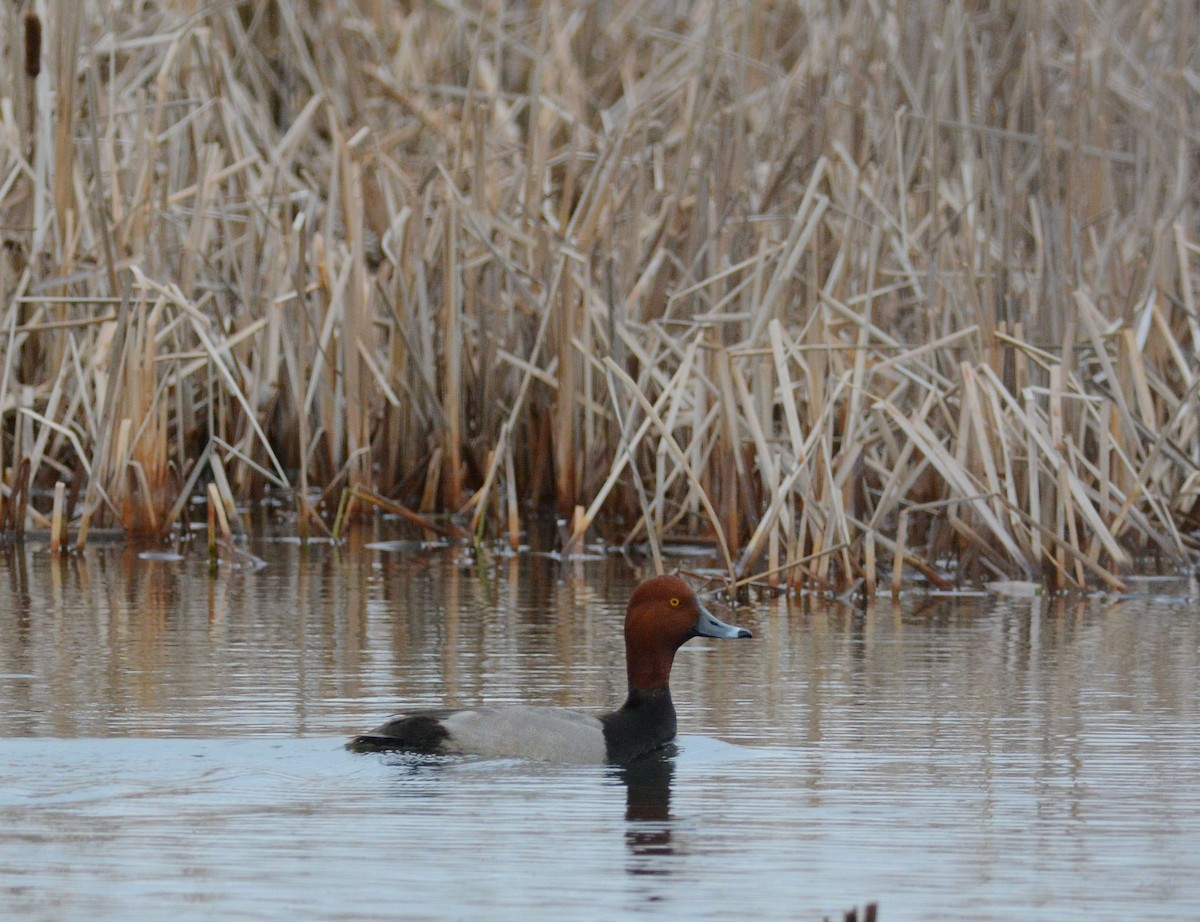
[2,538,1198,920]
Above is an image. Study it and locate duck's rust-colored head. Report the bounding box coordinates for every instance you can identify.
[623,575,751,693]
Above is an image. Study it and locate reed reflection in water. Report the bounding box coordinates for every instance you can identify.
[1,537,1198,920]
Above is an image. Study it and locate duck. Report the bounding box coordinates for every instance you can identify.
[346,574,752,764]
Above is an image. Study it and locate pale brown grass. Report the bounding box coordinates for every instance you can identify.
[2,1,1198,592]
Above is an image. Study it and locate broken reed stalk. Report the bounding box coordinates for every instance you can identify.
[504,443,520,552]
[206,482,218,570]
[49,480,65,552]
[349,487,468,541]
[331,488,354,542]
[205,480,235,568]
[0,2,1197,590]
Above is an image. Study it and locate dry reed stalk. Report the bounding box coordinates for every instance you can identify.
[734,542,852,592]
[337,128,372,491]
[439,194,464,511]
[331,488,354,542]
[466,424,507,539]
[864,523,883,595]
[891,511,907,598]
[207,482,217,568]
[206,481,233,562]
[552,281,579,519]
[613,368,666,572]
[49,480,65,552]
[350,487,466,542]
[505,442,520,552]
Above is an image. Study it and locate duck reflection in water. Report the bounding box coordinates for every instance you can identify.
[615,745,677,872]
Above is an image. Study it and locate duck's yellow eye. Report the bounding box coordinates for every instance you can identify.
[669,597,680,607]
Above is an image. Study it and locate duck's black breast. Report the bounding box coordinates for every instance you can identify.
[600,687,678,764]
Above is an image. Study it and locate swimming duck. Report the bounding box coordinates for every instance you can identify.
[347,574,751,764]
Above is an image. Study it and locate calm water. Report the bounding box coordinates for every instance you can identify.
[1,535,1198,921]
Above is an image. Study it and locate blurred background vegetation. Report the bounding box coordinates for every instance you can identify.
[1,1,1198,591]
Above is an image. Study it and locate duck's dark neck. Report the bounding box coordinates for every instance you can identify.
[600,686,677,764]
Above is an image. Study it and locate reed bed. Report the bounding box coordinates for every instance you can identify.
[1,0,1198,592]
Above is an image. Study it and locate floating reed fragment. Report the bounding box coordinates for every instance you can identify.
[0,1,1197,591]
